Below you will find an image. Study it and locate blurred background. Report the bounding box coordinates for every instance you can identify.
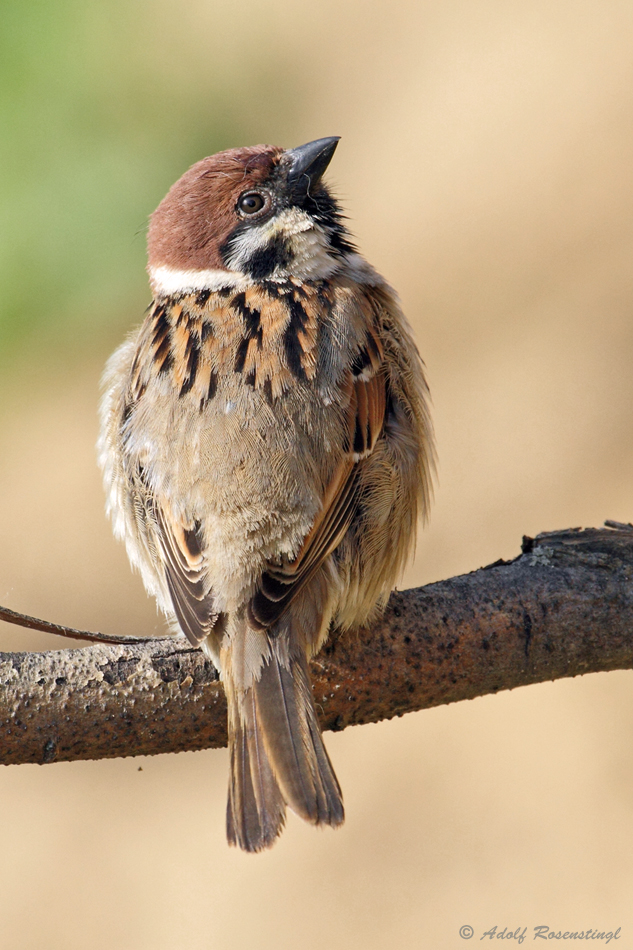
[2,0,633,946]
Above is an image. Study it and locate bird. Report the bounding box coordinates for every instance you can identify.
[98,136,434,852]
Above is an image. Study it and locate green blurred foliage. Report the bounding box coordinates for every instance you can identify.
[0,0,302,364]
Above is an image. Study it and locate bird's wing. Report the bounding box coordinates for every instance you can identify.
[248,324,386,629]
[154,501,219,646]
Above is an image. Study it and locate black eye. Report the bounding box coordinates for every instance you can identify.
[238,192,266,215]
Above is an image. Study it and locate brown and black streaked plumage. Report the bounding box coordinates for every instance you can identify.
[99,137,434,851]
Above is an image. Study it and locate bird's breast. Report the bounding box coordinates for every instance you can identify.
[122,280,356,533]
[133,279,335,406]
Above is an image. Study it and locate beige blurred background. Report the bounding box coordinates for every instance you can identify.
[2,0,633,946]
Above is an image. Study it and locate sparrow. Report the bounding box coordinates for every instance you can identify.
[98,136,434,852]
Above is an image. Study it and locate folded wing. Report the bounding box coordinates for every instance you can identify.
[249,325,386,630]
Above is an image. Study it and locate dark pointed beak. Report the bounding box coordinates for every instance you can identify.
[284,136,340,196]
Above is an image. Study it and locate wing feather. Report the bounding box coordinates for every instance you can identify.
[154,502,219,646]
[248,331,387,630]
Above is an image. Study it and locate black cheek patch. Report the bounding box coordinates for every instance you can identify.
[220,225,294,280]
[246,233,294,280]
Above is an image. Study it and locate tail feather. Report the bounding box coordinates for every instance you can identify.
[253,645,345,828]
[304,691,345,825]
[225,620,344,852]
[226,687,286,852]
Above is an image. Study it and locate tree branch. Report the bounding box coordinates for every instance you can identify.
[0,603,169,645]
[2,523,633,766]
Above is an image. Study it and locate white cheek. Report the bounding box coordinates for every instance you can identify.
[223,228,271,272]
[225,207,341,281]
[222,208,308,272]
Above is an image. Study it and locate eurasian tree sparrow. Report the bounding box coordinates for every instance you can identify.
[98,137,434,851]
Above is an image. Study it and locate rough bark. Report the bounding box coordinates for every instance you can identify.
[1,524,632,766]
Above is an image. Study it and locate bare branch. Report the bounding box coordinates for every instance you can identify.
[1,524,633,767]
[0,604,169,646]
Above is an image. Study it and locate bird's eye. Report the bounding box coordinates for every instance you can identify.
[238,192,266,215]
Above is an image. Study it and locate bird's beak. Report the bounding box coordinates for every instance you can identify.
[284,136,340,197]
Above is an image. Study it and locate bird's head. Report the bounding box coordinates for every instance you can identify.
[147,137,354,294]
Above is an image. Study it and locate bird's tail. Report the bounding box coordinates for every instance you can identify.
[225,631,344,852]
